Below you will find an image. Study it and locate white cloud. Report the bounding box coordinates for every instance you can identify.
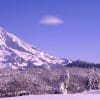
[39,16,64,25]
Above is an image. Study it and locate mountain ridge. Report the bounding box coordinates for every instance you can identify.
[0,27,71,69]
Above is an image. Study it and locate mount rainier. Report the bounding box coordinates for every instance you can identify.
[0,27,100,96]
[0,27,70,69]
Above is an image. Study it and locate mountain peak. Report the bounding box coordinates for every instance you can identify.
[0,27,69,69]
[0,27,8,46]
[0,26,8,40]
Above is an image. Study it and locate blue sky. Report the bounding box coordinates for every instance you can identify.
[0,0,100,63]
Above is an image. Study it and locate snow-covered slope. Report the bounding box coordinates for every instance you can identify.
[0,27,70,69]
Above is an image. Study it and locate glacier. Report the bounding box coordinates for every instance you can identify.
[0,27,70,69]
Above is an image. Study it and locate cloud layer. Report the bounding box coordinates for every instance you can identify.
[39,16,64,25]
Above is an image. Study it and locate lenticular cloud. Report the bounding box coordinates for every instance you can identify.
[39,16,64,25]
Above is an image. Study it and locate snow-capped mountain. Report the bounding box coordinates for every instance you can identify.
[0,27,70,69]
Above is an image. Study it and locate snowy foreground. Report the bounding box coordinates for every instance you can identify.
[0,94,100,100]
[0,90,100,100]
